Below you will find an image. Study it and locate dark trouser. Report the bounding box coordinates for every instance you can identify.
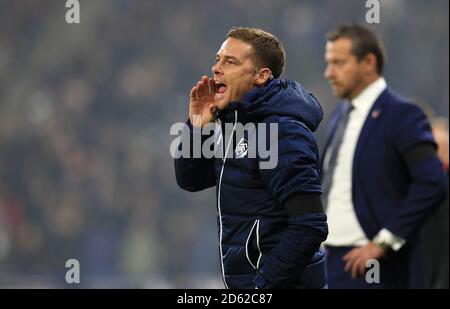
[325,246,381,289]
[325,245,422,289]
[421,196,449,289]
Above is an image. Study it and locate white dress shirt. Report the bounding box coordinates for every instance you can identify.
[324,77,387,247]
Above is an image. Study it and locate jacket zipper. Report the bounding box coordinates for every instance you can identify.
[245,219,263,270]
[217,110,238,289]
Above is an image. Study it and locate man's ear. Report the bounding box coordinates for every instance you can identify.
[254,68,272,86]
[363,53,377,75]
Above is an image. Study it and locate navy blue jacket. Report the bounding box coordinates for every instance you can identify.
[321,87,448,288]
[175,79,328,289]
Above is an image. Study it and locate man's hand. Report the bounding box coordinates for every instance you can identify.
[189,76,217,127]
[343,242,387,278]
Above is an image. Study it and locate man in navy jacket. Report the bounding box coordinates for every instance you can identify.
[174,27,328,289]
[322,24,447,288]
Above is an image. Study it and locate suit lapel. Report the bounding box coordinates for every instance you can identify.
[353,88,389,173]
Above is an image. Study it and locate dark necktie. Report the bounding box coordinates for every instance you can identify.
[322,101,354,209]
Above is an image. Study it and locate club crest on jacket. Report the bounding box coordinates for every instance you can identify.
[235,138,248,158]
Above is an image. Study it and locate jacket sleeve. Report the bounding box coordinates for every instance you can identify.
[255,119,328,288]
[174,119,216,192]
[385,104,448,241]
[258,119,323,200]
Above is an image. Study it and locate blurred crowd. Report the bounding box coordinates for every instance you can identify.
[0,0,448,287]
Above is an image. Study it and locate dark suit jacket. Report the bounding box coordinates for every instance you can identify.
[321,87,448,288]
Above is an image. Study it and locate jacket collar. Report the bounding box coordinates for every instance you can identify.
[217,79,282,123]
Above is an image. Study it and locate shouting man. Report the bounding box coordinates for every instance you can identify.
[174,27,328,289]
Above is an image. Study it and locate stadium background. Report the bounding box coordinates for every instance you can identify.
[0,0,448,288]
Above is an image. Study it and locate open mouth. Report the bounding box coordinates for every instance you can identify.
[214,81,227,94]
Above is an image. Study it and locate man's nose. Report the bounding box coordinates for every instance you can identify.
[212,62,223,76]
[324,66,333,80]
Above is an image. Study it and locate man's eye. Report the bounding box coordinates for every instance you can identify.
[227,60,236,65]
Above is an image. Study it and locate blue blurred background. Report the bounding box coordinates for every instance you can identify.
[0,0,448,288]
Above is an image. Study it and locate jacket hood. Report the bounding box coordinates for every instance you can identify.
[219,79,323,132]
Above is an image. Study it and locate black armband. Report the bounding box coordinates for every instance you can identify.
[403,143,437,168]
[284,193,323,216]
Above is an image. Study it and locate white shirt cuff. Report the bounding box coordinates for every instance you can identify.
[372,228,406,251]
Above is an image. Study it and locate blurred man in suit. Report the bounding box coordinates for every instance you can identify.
[321,24,447,288]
